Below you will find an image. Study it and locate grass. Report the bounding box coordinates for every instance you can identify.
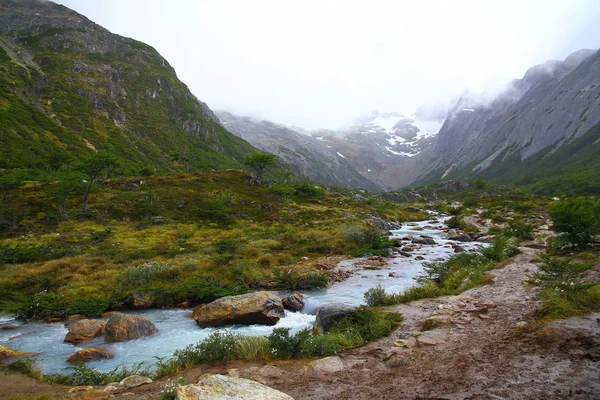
[154,307,400,378]
[0,170,406,318]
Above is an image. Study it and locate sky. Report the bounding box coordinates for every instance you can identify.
[54,0,600,129]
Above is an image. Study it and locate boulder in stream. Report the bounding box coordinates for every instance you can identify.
[313,304,356,334]
[0,345,40,360]
[104,313,158,342]
[193,291,285,327]
[282,292,304,312]
[64,319,107,344]
[67,347,114,363]
[177,374,294,400]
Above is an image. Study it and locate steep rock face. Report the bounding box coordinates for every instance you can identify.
[413,49,600,185]
[217,112,382,191]
[0,0,256,173]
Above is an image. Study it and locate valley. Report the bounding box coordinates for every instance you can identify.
[0,1,599,399]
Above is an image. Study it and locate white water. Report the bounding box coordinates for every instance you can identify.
[0,217,484,374]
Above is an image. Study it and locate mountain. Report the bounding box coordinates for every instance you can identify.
[306,110,445,189]
[0,0,256,174]
[410,49,600,191]
[217,112,382,191]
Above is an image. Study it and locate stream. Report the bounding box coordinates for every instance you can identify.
[0,215,486,374]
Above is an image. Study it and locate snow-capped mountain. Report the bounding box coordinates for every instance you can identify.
[306,110,445,189]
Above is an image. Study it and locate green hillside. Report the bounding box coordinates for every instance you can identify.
[0,1,256,175]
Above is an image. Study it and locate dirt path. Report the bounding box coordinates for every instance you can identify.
[2,244,599,399]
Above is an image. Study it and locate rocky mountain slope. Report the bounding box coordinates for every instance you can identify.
[307,109,444,190]
[217,112,382,191]
[410,49,600,190]
[0,0,256,174]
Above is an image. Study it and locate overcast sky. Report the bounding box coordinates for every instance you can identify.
[54,0,600,129]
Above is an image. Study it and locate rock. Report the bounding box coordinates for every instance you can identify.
[412,236,436,245]
[100,311,119,318]
[313,304,355,334]
[0,324,19,330]
[64,319,107,344]
[454,246,465,253]
[393,338,416,349]
[177,374,294,400]
[388,272,399,278]
[192,291,285,328]
[282,292,304,312]
[67,347,114,363]
[118,375,153,389]
[308,356,344,373]
[177,300,193,308]
[0,345,40,360]
[104,313,158,342]
[69,386,94,393]
[422,315,453,330]
[63,314,86,327]
[126,292,154,309]
[449,233,471,242]
[415,256,425,261]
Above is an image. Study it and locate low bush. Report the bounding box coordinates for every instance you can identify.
[446,216,467,230]
[272,268,329,290]
[550,197,600,250]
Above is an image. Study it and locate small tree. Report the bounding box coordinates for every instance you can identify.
[0,172,26,204]
[76,151,120,211]
[550,197,600,249]
[44,171,84,219]
[244,153,277,185]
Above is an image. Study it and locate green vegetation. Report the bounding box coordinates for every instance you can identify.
[364,235,520,306]
[549,197,600,251]
[244,153,277,185]
[532,254,600,318]
[154,307,400,377]
[0,170,415,318]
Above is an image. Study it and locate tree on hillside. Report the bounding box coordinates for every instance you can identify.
[44,171,84,219]
[550,197,600,249]
[76,152,120,211]
[244,153,277,185]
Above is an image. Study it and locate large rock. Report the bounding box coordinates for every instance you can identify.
[282,292,304,312]
[119,374,153,389]
[313,304,355,334]
[104,313,158,342]
[176,374,294,400]
[0,345,40,360]
[67,347,114,363]
[192,292,285,328]
[412,236,436,245]
[64,319,107,344]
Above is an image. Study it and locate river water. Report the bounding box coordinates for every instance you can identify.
[0,216,485,374]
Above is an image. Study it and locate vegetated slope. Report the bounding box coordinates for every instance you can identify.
[408,49,600,191]
[217,112,382,192]
[0,0,256,174]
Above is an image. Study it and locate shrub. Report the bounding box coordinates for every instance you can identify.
[234,336,271,360]
[550,197,600,249]
[272,268,329,290]
[331,306,402,342]
[502,222,534,240]
[446,216,467,230]
[267,328,302,359]
[364,285,387,306]
[115,261,180,288]
[294,183,325,198]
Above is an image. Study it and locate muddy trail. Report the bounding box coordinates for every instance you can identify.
[1,244,599,400]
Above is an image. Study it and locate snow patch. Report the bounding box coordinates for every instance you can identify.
[337,152,346,158]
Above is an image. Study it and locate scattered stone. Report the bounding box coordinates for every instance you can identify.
[177,300,193,309]
[412,236,436,245]
[0,325,19,330]
[416,331,448,347]
[515,321,527,328]
[193,291,285,327]
[126,292,154,309]
[228,368,240,378]
[282,292,304,312]
[0,345,40,360]
[67,347,114,363]
[308,356,345,373]
[422,315,453,330]
[415,256,425,261]
[176,374,294,400]
[401,246,414,252]
[454,246,465,253]
[388,272,399,278]
[448,233,472,242]
[394,338,416,349]
[118,375,153,389]
[314,304,355,334]
[64,319,107,344]
[104,313,158,342]
[69,386,94,393]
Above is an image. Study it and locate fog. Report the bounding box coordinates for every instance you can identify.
[54,0,600,129]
